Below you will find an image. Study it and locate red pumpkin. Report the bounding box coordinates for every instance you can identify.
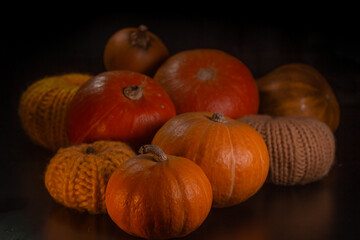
[153,49,259,118]
[105,145,213,239]
[152,112,269,208]
[66,71,176,150]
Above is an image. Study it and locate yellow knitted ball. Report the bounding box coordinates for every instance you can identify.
[44,140,136,214]
[19,73,92,151]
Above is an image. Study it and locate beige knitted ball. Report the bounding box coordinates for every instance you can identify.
[238,115,335,185]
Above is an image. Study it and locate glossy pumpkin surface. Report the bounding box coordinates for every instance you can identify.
[105,145,213,239]
[153,49,259,118]
[66,71,176,150]
[256,63,340,131]
[152,112,269,208]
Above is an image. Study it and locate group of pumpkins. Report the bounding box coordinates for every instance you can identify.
[19,25,340,239]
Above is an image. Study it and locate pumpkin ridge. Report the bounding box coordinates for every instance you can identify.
[222,126,236,207]
[167,162,187,236]
[71,97,124,144]
[190,117,213,167]
[126,168,147,237]
[165,115,205,156]
[236,123,269,200]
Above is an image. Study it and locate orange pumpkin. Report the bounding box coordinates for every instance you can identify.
[152,112,269,208]
[105,145,213,239]
[256,63,340,132]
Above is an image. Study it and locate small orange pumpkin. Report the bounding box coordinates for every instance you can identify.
[152,112,269,208]
[256,63,340,132]
[105,145,213,239]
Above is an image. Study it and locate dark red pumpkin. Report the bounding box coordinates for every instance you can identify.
[103,25,169,76]
[66,71,176,150]
[153,49,259,118]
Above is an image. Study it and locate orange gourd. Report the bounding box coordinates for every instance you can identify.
[152,112,269,208]
[256,63,340,132]
[105,145,213,239]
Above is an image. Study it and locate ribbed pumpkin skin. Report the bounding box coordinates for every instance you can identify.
[152,112,269,208]
[256,63,340,132]
[105,151,213,239]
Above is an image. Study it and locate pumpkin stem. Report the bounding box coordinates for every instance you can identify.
[196,68,215,81]
[139,145,168,162]
[123,85,144,101]
[211,112,227,123]
[129,25,151,49]
[86,146,96,154]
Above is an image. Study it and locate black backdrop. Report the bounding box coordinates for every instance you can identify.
[3,12,360,240]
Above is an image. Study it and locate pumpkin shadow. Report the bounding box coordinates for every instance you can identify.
[183,192,269,240]
[42,205,139,240]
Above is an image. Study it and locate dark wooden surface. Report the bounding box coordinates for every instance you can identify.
[3,13,360,240]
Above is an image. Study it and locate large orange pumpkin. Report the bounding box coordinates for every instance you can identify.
[256,63,340,132]
[105,145,213,239]
[152,112,269,208]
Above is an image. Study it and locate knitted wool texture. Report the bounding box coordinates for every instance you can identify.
[19,73,92,151]
[238,115,335,185]
[44,140,136,214]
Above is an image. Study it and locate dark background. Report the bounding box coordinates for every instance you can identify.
[2,12,360,240]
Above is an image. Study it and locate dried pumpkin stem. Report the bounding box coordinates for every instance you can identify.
[123,86,144,101]
[139,145,168,162]
[211,112,227,123]
[130,24,151,49]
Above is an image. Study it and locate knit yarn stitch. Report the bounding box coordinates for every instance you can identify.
[19,73,92,151]
[44,140,136,214]
[238,115,335,185]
